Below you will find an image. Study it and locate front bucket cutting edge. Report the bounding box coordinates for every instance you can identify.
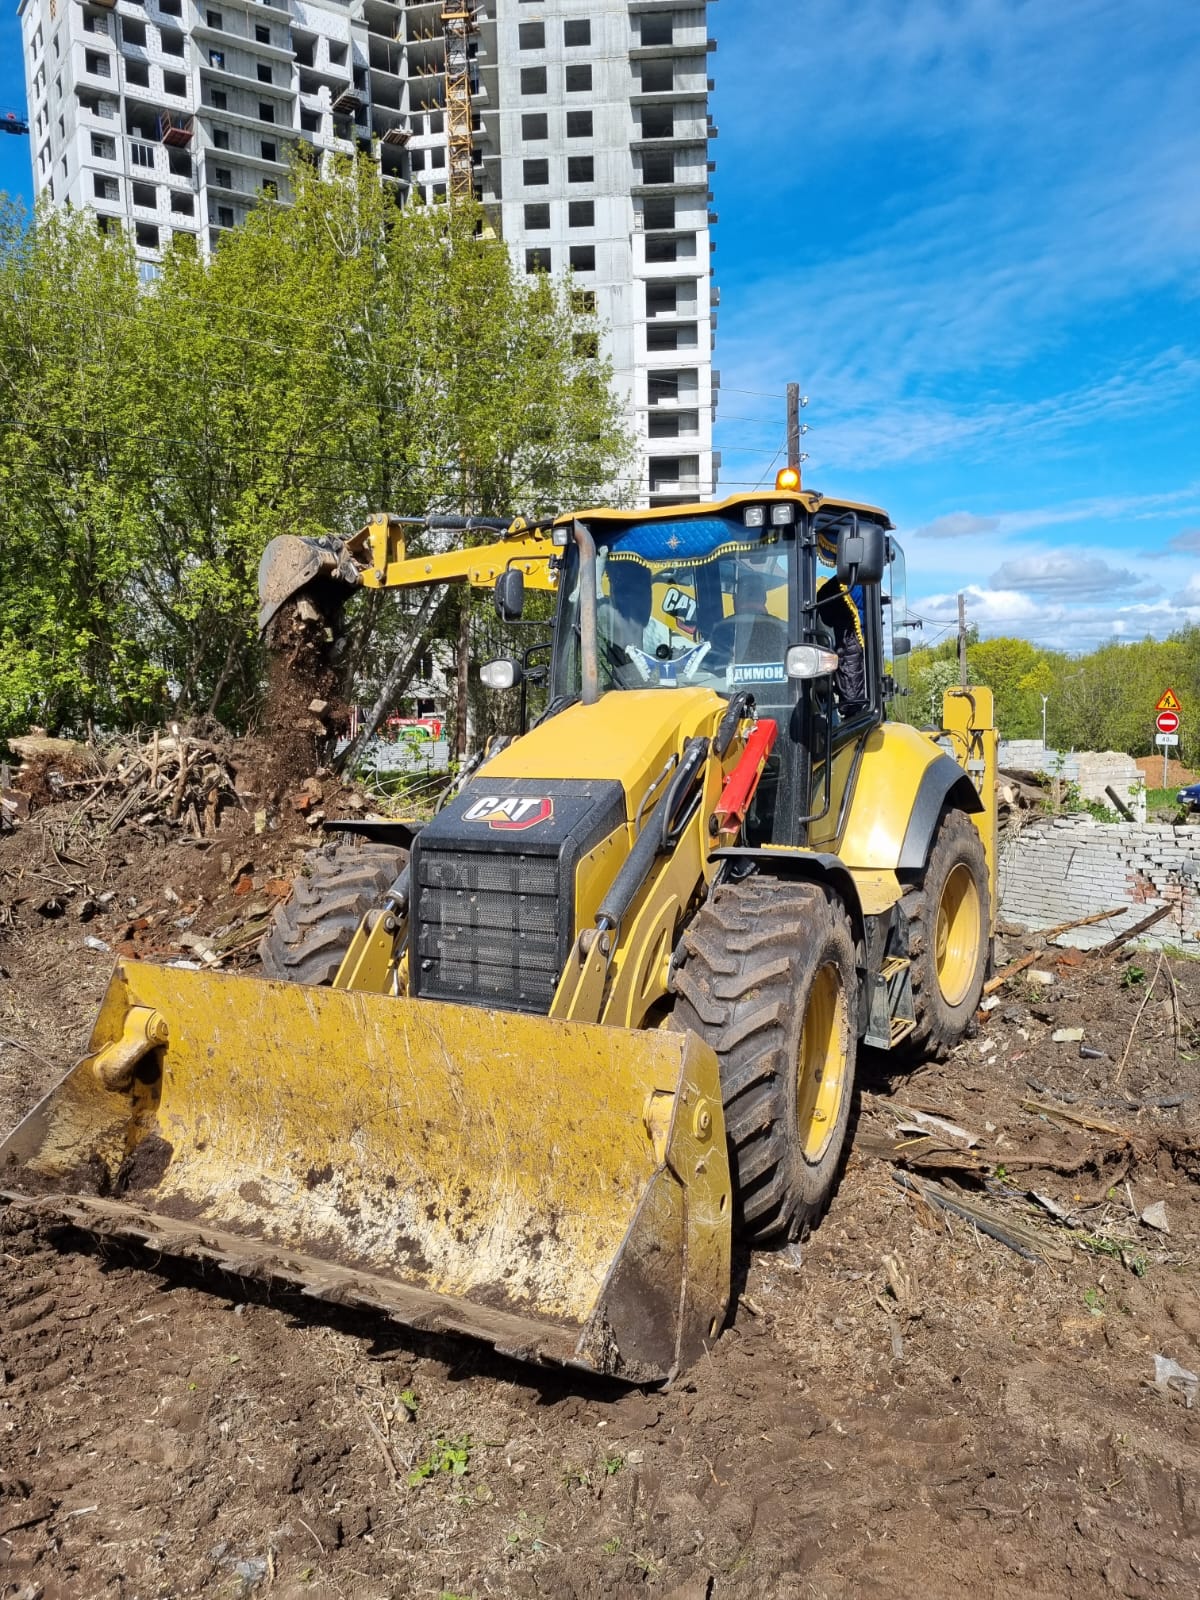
[0,962,732,1382]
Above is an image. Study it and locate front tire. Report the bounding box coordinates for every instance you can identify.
[259,841,407,987]
[671,877,857,1243]
[902,808,989,1058]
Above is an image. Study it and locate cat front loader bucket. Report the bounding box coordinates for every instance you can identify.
[0,961,731,1383]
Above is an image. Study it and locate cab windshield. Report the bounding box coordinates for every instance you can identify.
[553,514,795,703]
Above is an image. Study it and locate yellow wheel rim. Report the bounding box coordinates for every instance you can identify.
[935,862,981,1007]
[796,962,849,1164]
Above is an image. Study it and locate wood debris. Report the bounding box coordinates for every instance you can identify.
[7,729,241,840]
[891,1171,1074,1264]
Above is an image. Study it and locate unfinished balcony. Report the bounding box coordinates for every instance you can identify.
[158,111,194,147]
[332,85,365,115]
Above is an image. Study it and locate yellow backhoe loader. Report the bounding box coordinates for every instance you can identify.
[1,479,996,1384]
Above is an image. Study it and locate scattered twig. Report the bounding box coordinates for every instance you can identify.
[982,948,1043,994]
[1165,961,1185,1059]
[296,1516,326,1555]
[1019,1098,1128,1136]
[0,1034,59,1071]
[356,1398,399,1482]
[1038,905,1129,941]
[891,1104,979,1148]
[1115,951,1164,1085]
[8,729,240,841]
[983,906,1127,994]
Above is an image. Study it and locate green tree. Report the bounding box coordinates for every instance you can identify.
[967,636,1058,739]
[0,199,158,735]
[0,161,632,738]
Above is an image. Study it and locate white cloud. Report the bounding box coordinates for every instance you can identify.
[915,512,1000,541]
[918,586,1044,627]
[987,553,1157,600]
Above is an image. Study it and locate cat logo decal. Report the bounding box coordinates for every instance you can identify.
[462,795,555,831]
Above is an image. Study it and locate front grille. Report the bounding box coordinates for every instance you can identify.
[413,847,564,1013]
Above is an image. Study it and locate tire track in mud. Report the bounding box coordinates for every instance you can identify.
[0,1213,382,1598]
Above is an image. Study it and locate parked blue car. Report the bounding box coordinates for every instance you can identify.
[1178,781,1200,811]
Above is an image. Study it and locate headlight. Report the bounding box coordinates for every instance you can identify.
[770,503,796,526]
[743,506,766,528]
[785,645,839,680]
[480,658,520,690]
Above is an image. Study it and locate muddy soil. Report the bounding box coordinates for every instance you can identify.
[263,604,350,798]
[2,801,1200,1599]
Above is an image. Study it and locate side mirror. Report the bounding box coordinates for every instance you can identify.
[893,635,912,658]
[837,520,886,586]
[494,568,525,622]
[480,658,523,691]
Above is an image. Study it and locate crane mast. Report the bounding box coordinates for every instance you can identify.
[442,3,478,206]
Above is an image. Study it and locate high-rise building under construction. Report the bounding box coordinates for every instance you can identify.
[17,0,718,504]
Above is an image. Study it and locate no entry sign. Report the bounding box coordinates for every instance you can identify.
[1156,709,1180,735]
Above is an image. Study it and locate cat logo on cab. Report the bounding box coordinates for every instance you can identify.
[462,795,555,831]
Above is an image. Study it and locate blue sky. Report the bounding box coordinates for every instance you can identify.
[3,0,1198,652]
[711,0,1200,651]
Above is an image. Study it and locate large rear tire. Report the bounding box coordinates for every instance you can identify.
[902,808,989,1059]
[259,840,407,987]
[671,877,857,1243]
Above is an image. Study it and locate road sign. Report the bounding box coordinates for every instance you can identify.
[1156,732,1180,747]
[1156,687,1182,713]
[1156,709,1181,735]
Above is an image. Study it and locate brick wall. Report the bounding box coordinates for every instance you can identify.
[998,815,1200,950]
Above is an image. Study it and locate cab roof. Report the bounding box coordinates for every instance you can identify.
[556,488,893,532]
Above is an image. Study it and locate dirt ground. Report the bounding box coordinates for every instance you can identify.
[2,783,1200,1600]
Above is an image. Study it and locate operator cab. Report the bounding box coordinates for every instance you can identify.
[530,482,908,848]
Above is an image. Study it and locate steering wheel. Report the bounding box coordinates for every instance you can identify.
[623,641,711,686]
[706,616,788,672]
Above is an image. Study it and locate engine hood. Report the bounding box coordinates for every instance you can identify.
[478,686,726,815]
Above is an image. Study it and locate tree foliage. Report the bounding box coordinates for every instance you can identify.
[0,163,632,738]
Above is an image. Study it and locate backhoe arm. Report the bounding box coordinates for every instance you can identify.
[258,512,559,631]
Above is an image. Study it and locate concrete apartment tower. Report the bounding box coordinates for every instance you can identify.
[17,0,718,505]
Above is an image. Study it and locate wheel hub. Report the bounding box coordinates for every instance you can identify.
[796,962,848,1164]
[935,862,981,1007]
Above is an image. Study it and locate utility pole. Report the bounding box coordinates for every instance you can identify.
[786,386,808,482]
[1041,693,1049,751]
[957,592,968,688]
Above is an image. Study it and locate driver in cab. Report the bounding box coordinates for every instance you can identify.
[600,558,670,686]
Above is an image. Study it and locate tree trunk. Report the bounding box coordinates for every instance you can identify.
[454,590,471,761]
[333,587,448,776]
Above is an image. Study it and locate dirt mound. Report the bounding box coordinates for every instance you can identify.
[2,819,1200,1595]
[0,728,368,1118]
[1137,755,1196,789]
